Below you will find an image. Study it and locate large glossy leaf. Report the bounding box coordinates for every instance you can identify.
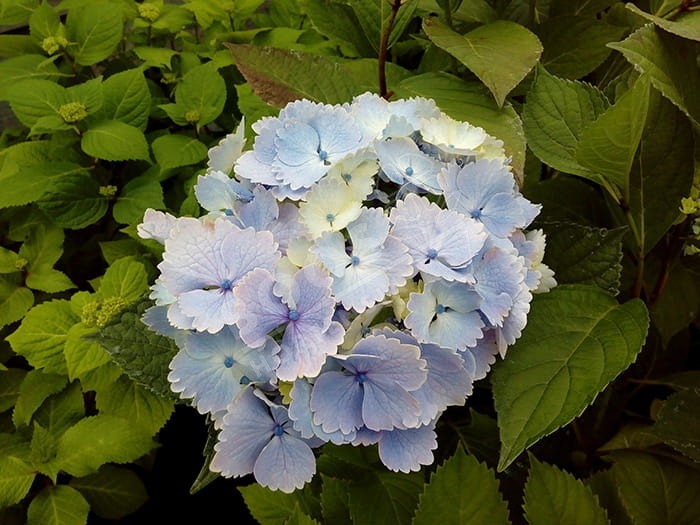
[413,448,510,525]
[422,17,542,107]
[492,285,649,470]
[100,68,151,131]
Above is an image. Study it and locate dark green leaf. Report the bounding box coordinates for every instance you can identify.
[300,0,374,56]
[0,368,27,413]
[650,388,700,461]
[413,447,510,525]
[347,470,422,525]
[0,162,87,208]
[12,370,67,428]
[0,276,34,329]
[113,175,164,225]
[492,285,649,470]
[81,120,151,161]
[26,484,89,525]
[69,465,148,520]
[650,261,700,345]
[173,62,227,127]
[37,173,109,229]
[320,476,351,525]
[189,424,220,495]
[65,3,123,66]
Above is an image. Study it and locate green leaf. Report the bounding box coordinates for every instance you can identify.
[151,134,208,171]
[113,175,164,225]
[69,465,148,520]
[173,62,226,127]
[6,79,65,127]
[413,447,510,525]
[20,224,75,294]
[13,370,67,428]
[576,75,650,197]
[0,276,33,329]
[586,470,633,525]
[100,68,151,131]
[541,223,626,295]
[97,257,149,303]
[239,484,305,525]
[65,3,123,66]
[650,388,700,461]
[52,415,155,477]
[0,368,27,413]
[89,300,178,398]
[0,34,41,58]
[0,161,87,208]
[608,24,700,129]
[320,476,352,525]
[228,44,362,106]
[33,381,85,438]
[81,120,150,161]
[29,3,63,43]
[422,17,542,107]
[0,247,18,273]
[550,0,618,16]
[398,73,526,181]
[26,485,89,525]
[650,262,700,345]
[96,375,173,435]
[285,505,320,525]
[523,455,610,525]
[132,46,178,70]
[30,422,59,469]
[522,66,609,184]
[0,55,64,100]
[492,285,649,471]
[37,173,109,229]
[300,0,373,57]
[347,0,418,52]
[536,16,625,79]
[0,456,35,509]
[611,452,700,525]
[189,424,220,495]
[347,470,422,525]
[625,3,700,42]
[7,299,78,375]
[64,324,110,381]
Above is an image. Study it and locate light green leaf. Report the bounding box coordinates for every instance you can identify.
[97,257,149,303]
[189,424,219,495]
[492,285,649,471]
[398,73,526,181]
[612,452,700,525]
[413,447,510,525]
[285,505,320,525]
[52,415,155,477]
[132,46,178,70]
[0,248,19,273]
[608,24,700,128]
[523,455,610,525]
[0,276,34,329]
[6,79,65,127]
[240,485,306,525]
[576,75,650,197]
[173,62,226,127]
[0,368,27,413]
[19,224,75,293]
[347,470,422,525]
[26,485,89,525]
[0,55,64,100]
[0,456,35,509]
[30,422,59,469]
[227,44,362,106]
[37,173,109,229]
[89,299,178,398]
[81,120,151,161]
[152,134,208,171]
[13,370,67,428]
[64,324,110,381]
[101,68,151,131]
[541,223,626,295]
[7,299,78,375]
[69,465,148,520]
[33,382,85,438]
[625,3,700,41]
[113,175,164,225]
[422,18,542,107]
[95,375,173,435]
[0,34,41,58]
[522,66,609,184]
[29,3,63,43]
[347,0,418,52]
[0,161,86,208]
[0,0,40,26]
[650,388,700,461]
[536,16,625,79]
[65,3,123,66]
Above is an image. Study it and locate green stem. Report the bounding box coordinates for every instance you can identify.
[378,0,403,99]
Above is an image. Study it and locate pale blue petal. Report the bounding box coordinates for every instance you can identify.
[347,207,390,252]
[310,371,364,434]
[277,320,344,380]
[234,150,279,186]
[314,232,350,277]
[253,433,316,493]
[460,329,499,381]
[309,107,364,160]
[331,264,390,312]
[194,171,252,212]
[178,288,236,333]
[207,118,246,173]
[234,268,289,347]
[210,388,274,478]
[236,186,278,231]
[472,247,524,326]
[377,423,437,473]
[291,265,336,330]
[375,137,442,193]
[362,379,421,431]
[351,334,426,391]
[137,209,178,244]
[352,426,381,446]
[142,305,180,339]
[219,227,280,285]
[289,379,355,444]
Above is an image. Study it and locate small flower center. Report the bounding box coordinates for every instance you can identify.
[318,149,328,161]
[427,248,438,260]
[224,356,234,368]
[341,173,352,182]
[240,375,250,385]
[435,303,448,315]
[326,213,335,223]
[350,255,360,266]
[405,166,414,176]
[355,372,368,384]
[220,279,233,291]
[472,207,483,219]
[273,424,285,437]
[224,208,234,216]
[288,309,300,321]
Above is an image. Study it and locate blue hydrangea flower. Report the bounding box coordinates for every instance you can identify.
[352,422,438,473]
[207,117,246,175]
[389,194,486,282]
[420,114,487,156]
[460,329,500,381]
[234,265,345,380]
[158,218,280,333]
[405,279,485,351]
[194,170,254,215]
[313,208,413,312]
[168,326,280,420]
[137,209,179,244]
[309,334,427,433]
[438,160,540,237]
[375,137,444,194]
[210,387,316,493]
[510,229,556,293]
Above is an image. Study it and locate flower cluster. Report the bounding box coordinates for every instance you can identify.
[138,93,555,492]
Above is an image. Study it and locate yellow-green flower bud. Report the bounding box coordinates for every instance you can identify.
[138,2,161,22]
[15,257,28,272]
[58,102,88,124]
[42,35,68,55]
[81,297,128,328]
[680,197,699,215]
[185,110,200,124]
[99,185,119,198]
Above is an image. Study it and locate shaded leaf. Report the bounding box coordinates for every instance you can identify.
[0,368,27,413]
[347,470,422,525]
[37,172,109,229]
[33,382,85,438]
[26,484,89,525]
[650,388,700,462]
[625,3,700,42]
[12,370,67,428]
[113,175,164,225]
[320,475,351,525]
[0,276,33,329]
[69,465,148,520]
[0,161,87,208]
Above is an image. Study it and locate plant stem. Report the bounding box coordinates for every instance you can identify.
[379,0,403,99]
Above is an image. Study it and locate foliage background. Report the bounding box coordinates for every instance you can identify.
[0,0,699,523]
